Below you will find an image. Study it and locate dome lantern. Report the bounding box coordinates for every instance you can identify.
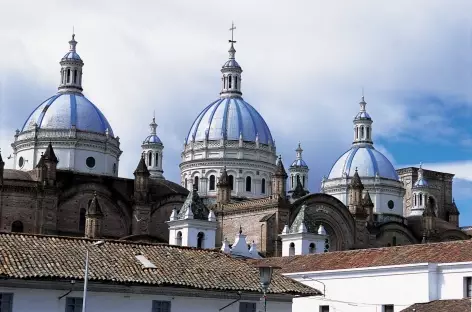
[58,33,84,93]
[220,22,243,98]
[352,96,373,146]
[141,114,164,179]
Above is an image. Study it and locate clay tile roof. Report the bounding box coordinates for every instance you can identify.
[0,233,318,296]
[250,239,472,274]
[401,299,471,312]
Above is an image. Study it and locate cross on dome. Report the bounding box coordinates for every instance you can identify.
[220,22,243,97]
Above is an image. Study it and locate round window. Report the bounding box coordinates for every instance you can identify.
[18,157,24,168]
[86,157,95,168]
[388,200,395,209]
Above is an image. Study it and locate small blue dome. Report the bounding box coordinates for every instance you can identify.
[328,145,399,180]
[22,92,114,136]
[414,178,428,187]
[291,159,308,167]
[62,51,82,61]
[143,134,162,144]
[355,111,371,119]
[186,97,274,145]
[223,59,240,68]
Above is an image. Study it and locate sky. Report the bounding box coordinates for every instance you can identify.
[1,1,472,225]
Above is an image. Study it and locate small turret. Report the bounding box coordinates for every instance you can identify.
[272,155,288,199]
[141,115,164,179]
[85,192,103,239]
[348,168,366,217]
[288,143,309,194]
[447,198,460,227]
[133,153,150,204]
[216,166,231,205]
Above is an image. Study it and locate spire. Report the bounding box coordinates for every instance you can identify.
[133,153,150,176]
[362,190,374,208]
[296,142,303,160]
[350,168,364,189]
[352,95,373,146]
[220,22,243,98]
[87,192,103,216]
[275,155,287,177]
[149,116,157,135]
[43,142,59,163]
[178,188,209,220]
[58,33,84,93]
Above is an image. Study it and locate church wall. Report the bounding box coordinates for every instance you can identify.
[13,148,36,171]
[219,207,279,256]
[0,191,37,233]
[73,149,118,176]
[150,203,176,241]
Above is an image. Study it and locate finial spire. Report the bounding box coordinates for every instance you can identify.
[229,21,236,44]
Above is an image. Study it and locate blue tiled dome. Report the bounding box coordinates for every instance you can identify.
[328,145,399,180]
[291,159,308,167]
[62,51,82,61]
[143,134,162,144]
[222,59,240,68]
[22,92,114,136]
[414,177,428,187]
[186,97,274,145]
[354,111,371,119]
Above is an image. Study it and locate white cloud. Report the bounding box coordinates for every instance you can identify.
[0,0,472,189]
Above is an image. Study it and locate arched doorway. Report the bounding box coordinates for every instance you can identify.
[11,221,24,233]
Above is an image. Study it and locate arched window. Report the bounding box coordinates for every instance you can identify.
[356,127,359,139]
[289,242,295,256]
[155,153,159,167]
[309,243,315,254]
[246,176,252,192]
[79,208,86,233]
[360,126,364,139]
[224,76,227,89]
[392,236,397,246]
[209,175,216,191]
[366,127,370,140]
[176,231,182,246]
[184,178,188,189]
[67,68,71,83]
[296,175,300,186]
[194,176,199,191]
[148,152,152,167]
[73,69,78,83]
[419,193,423,206]
[228,75,232,88]
[235,76,238,89]
[303,176,306,187]
[229,175,234,190]
[291,176,294,189]
[261,178,266,194]
[197,232,204,249]
[414,194,417,206]
[11,221,23,233]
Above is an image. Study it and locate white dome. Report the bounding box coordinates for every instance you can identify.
[328,145,399,180]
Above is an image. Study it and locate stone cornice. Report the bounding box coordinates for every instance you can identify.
[180,159,276,172]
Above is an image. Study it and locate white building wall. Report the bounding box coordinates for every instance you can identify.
[289,262,472,312]
[0,287,291,312]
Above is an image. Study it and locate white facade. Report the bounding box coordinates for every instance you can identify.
[168,218,217,249]
[289,262,472,312]
[12,130,121,176]
[0,282,291,312]
[280,232,326,257]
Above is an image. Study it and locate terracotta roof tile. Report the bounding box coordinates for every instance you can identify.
[401,299,471,312]
[0,233,318,296]
[251,240,472,273]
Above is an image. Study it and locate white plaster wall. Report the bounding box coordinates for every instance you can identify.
[290,262,472,312]
[281,235,325,256]
[0,287,291,312]
[168,221,217,249]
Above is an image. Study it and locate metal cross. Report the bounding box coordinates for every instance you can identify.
[229,21,236,43]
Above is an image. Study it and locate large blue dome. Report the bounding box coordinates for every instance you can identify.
[328,145,399,180]
[185,97,274,145]
[22,92,114,136]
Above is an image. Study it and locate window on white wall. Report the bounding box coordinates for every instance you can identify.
[464,277,472,298]
[0,293,13,312]
[197,232,204,249]
[229,175,234,190]
[65,297,83,312]
[209,175,216,191]
[152,300,171,312]
[289,242,295,256]
[246,176,252,192]
[261,178,266,194]
[309,243,315,254]
[382,305,394,312]
[319,306,329,312]
[176,231,182,246]
[239,302,256,312]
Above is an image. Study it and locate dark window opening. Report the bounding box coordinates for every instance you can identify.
[209,175,216,191]
[148,152,152,167]
[239,302,256,312]
[392,236,397,246]
[197,232,204,249]
[235,76,238,89]
[246,176,252,192]
[320,306,330,312]
[382,305,394,312]
[228,75,232,88]
[0,293,13,312]
[229,175,234,190]
[289,242,295,256]
[194,176,199,191]
[155,153,159,167]
[73,70,78,83]
[66,297,83,312]
[309,243,315,254]
[465,277,472,298]
[79,208,86,233]
[176,231,182,246]
[11,220,23,233]
[67,68,71,83]
[261,178,266,194]
[152,300,171,312]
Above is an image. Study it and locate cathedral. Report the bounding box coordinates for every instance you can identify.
[0,32,469,258]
